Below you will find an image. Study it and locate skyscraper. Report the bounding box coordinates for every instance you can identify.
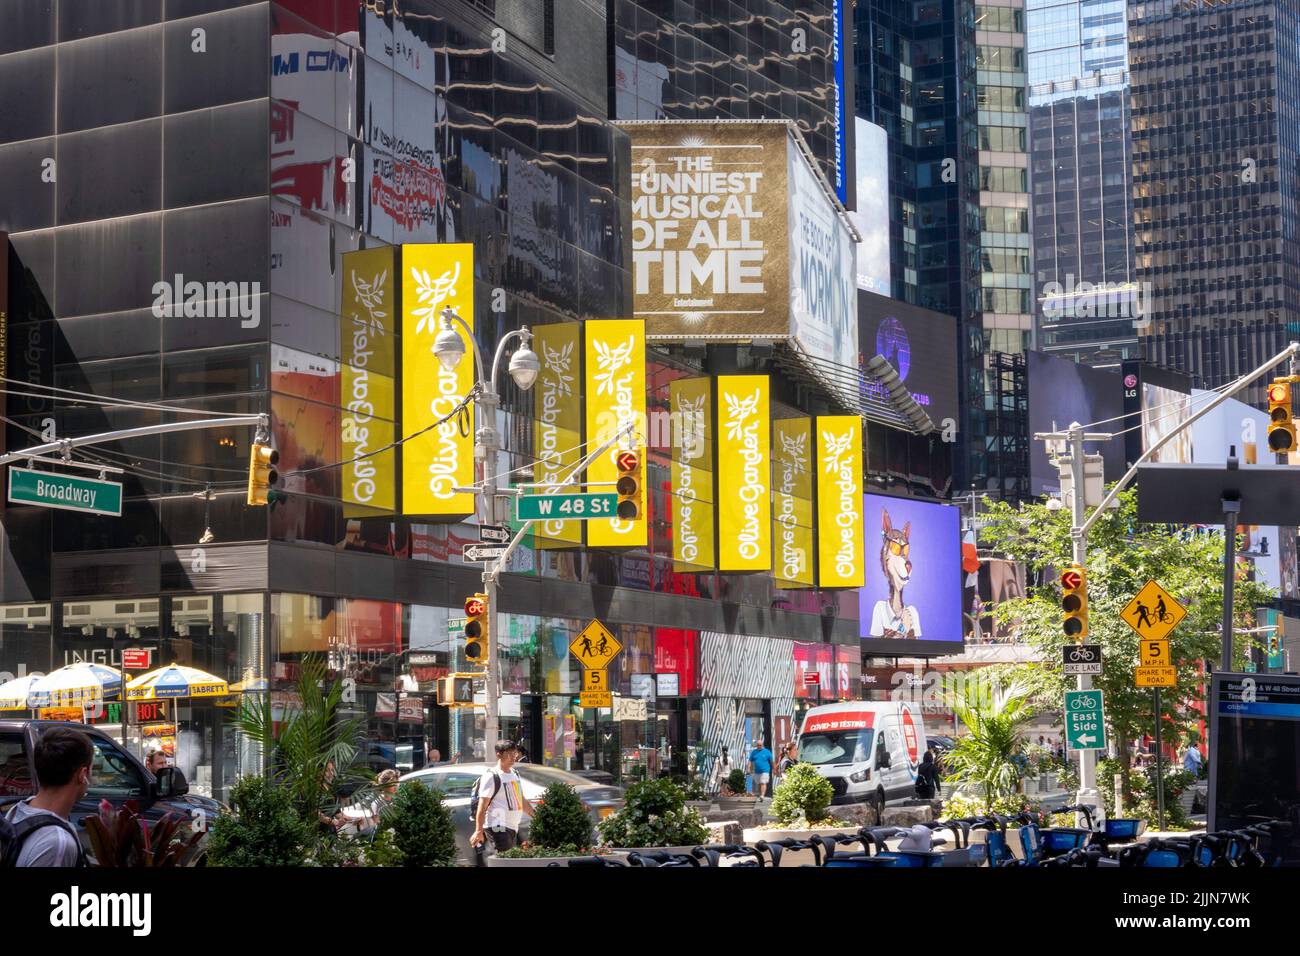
[1028,0,1139,366]
[1128,0,1300,401]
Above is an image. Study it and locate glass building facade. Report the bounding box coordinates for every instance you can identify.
[0,0,892,797]
[1128,0,1300,402]
[1028,0,1138,366]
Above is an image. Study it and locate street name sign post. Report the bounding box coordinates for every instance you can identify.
[8,467,123,516]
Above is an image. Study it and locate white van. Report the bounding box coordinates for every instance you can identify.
[797,701,928,810]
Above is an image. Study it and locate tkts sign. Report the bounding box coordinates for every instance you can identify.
[716,375,771,571]
[670,378,715,570]
[533,323,583,548]
[585,320,647,548]
[816,415,864,587]
[401,243,475,517]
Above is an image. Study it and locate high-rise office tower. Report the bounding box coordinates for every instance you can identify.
[1128,0,1300,400]
[1028,0,1139,367]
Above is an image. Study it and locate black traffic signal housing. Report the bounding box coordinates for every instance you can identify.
[615,448,642,521]
[1268,378,1296,453]
[463,593,488,665]
[436,674,476,706]
[247,442,280,506]
[1061,565,1088,639]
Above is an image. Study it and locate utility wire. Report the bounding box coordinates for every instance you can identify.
[0,377,252,418]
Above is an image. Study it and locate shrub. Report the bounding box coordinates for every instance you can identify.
[769,762,834,827]
[597,778,709,848]
[207,776,312,867]
[529,782,594,850]
[724,769,747,795]
[381,781,457,867]
[84,799,202,867]
[674,775,708,801]
[940,790,1043,822]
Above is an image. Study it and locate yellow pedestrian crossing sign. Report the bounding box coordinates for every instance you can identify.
[1120,580,1186,642]
[569,619,622,669]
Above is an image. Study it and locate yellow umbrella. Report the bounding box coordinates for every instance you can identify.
[126,664,229,701]
[0,674,42,710]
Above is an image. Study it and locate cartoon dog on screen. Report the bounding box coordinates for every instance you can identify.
[870,508,922,639]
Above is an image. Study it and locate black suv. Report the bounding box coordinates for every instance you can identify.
[0,720,223,859]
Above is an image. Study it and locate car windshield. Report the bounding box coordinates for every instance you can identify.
[799,729,873,766]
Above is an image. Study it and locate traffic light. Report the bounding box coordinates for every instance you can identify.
[1061,564,1088,638]
[615,448,642,521]
[463,593,488,665]
[1268,379,1296,453]
[246,442,279,506]
[436,674,476,706]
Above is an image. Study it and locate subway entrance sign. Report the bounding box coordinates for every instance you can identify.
[1064,689,1107,751]
[516,492,617,521]
[8,467,123,517]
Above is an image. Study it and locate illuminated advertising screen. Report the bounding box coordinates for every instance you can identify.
[858,292,959,428]
[859,493,964,654]
[1026,351,1124,496]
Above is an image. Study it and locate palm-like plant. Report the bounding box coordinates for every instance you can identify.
[943,684,1034,813]
[84,799,202,867]
[235,654,370,824]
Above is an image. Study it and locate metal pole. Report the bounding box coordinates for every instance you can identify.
[1222,497,1240,672]
[1154,687,1165,831]
[0,414,268,467]
[1068,422,1102,823]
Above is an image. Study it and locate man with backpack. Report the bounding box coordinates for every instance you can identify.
[469,740,534,862]
[3,727,94,867]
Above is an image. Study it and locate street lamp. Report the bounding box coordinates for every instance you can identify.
[430,306,538,756]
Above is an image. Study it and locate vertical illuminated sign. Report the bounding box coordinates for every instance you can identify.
[716,374,771,572]
[670,377,715,570]
[773,416,815,588]
[401,243,475,517]
[341,247,396,515]
[0,230,7,461]
[533,322,583,548]
[585,319,647,549]
[816,415,864,587]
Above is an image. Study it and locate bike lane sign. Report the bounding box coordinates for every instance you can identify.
[1120,579,1186,642]
[1064,690,1106,751]
[1062,643,1102,675]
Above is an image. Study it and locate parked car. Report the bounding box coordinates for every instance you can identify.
[0,720,222,862]
[797,701,929,811]
[398,762,623,863]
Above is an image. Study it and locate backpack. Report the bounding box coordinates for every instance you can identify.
[468,771,502,808]
[1,801,87,868]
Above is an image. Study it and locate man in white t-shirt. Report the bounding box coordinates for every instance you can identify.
[470,740,535,860]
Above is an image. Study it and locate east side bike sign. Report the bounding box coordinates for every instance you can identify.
[1064,689,1106,751]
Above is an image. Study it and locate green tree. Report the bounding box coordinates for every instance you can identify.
[942,684,1033,813]
[207,776,312,867]
[380,781,457,867]
[528,782,595,850]
[978,488,1272,805]
[234,654,371,825]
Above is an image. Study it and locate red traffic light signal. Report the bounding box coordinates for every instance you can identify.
[464,596,486,617]
[1061,564,1088,638]
[615,450,638,472]
[464,593,488,664]
[1061,568,1083,591]
[615,446,642,520]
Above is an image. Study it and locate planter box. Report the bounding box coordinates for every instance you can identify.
[486,853,609,868]
[742,825,860,866]
[601,844,702,860]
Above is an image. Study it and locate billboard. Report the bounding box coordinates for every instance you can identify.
[585,320,647,549]
[816,415,864,588]
[716,375,772,571]
[1122,362,1193,466]
[400,243,475,517]
[533,323,583,548]
[860,494,964,654]
[850,119,890,295]
[788,133,859,374]
[773,416,815,588]
[670,377,715,570]
[1026,351,1125,496]
[340,247,396,515]
[858,292,961,427]
[831,0,849,206]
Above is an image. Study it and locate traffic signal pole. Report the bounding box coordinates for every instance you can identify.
[1067,423,1103,823]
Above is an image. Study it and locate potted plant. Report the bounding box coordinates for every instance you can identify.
[84,799,203,867]
[491,781,602,867]
[597,778,710,855]
[716,768,755,807]
[377,781,457,866]
[743,763,854,857]
[207,776,313,867]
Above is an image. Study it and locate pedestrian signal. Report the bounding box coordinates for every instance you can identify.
[615,448,642,521]
[1268,379,1296,452]
[1061,565,1088,638]
[246,442,279,506]
[437,675,476,707]
[464,593,488,665]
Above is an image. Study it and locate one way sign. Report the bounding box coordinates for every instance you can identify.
[463,543,507,563]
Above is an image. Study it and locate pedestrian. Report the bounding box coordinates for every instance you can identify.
[470,740,534,862]
[1183,741,1203,778]
[425,746,441,767]
[2,727,92,867]
[145,748,168,776]
[338,769,400,836]
[715,746,733,793]
[748,737,775,800]
[914,749,942,800]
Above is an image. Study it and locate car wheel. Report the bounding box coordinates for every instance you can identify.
[875,787,887,825]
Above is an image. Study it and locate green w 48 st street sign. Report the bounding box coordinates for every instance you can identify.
[8,467,123,516]
[515,492,616,521]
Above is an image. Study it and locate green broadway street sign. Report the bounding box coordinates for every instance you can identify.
[8,467,123,517]
[1064,689,1107,751]
[516,492,617,522]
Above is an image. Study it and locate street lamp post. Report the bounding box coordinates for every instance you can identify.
[432,307,539,758]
